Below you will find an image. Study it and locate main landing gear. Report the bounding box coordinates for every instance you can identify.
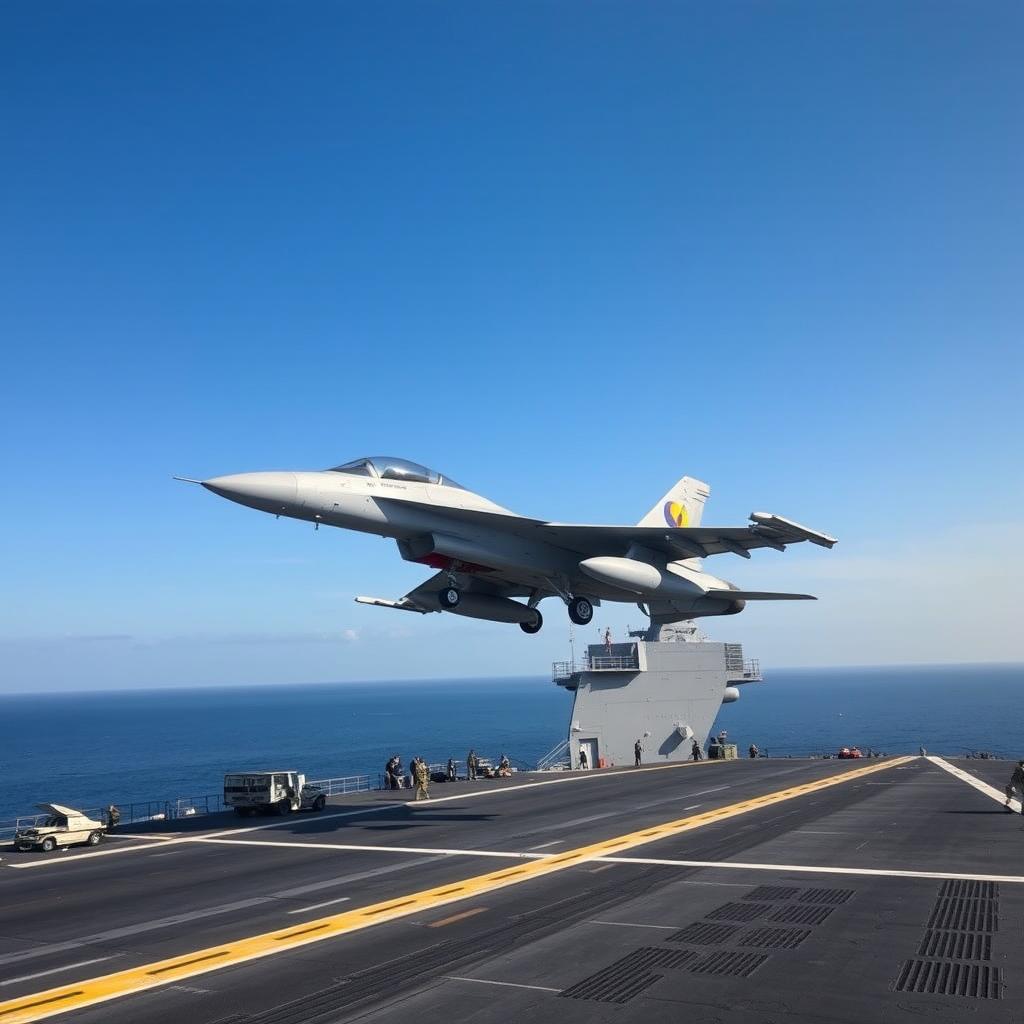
[568,596,594,626]
[438,586,461,609]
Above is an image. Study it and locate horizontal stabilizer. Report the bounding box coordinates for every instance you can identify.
[355,596,429,614]
[706,589,817,601]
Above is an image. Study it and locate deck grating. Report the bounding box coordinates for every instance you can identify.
[559,947,699,1003]
[690,950,769,977]
[894,960,1002,999]
[768,904,834,926]
[668,922,740,946]
[738,926,811,950]
[917,930,992,961]
[937,879,998,901]
[926,899,997,933]
[797,887,855,905]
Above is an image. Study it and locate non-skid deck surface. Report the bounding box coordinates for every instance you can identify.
[1,755,1021,1023]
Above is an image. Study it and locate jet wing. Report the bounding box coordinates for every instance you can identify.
[356,571,531,614]
[538,513,837,560]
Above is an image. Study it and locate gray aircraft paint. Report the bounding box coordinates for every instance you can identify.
[182,456,836,632]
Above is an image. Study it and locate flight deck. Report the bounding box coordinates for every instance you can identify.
[1,756,1021,1023]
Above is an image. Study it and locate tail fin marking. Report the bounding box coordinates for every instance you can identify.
[636,476,710,529]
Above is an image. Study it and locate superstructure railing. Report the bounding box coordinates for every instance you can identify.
[537,738,570,771]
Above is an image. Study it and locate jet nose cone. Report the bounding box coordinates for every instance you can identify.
[202,472,298,511]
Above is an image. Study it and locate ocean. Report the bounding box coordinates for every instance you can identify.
[0,663,1020,823]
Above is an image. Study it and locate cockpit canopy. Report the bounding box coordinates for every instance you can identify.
[329,457,465,490]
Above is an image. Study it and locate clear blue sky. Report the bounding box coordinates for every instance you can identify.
[1,3,1021,691]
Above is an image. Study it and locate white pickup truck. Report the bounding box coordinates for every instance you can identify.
[13,804,106,852]
[223,772,327,816]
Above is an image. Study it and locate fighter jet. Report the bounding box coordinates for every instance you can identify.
[180,456,836,634]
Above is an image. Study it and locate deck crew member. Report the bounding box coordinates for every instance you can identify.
[1005,760,1024,814]
[579,747,589,770]
[634,739,643,767]
[691,739,702,761]
[467,749,478,780]
[106,804,120,831]
[413,757,430,801]
[749,744,759,758]
[446,758,457,782]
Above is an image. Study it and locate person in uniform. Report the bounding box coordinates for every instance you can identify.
[1004,760,1024,814]
[634,739,643,767]
[691,739,702,761]
[467,749,477,781]
[749,744,759,758]
[579,747,589,770]
[106,804,120,831]
[413,757,430,801]
[446,758,456,782]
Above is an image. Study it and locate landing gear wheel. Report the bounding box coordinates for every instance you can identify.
[439,587,461,609]
[519,610,543,635]
[568,596,594,625]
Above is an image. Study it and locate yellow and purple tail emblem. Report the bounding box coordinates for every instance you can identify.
[664,500,690,527]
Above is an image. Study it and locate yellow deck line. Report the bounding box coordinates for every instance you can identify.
[0,756,912,1023]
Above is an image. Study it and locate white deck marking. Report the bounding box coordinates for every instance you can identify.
[4,760,730,871]
[682,804,702,810]
[193,837,549,859]
[104,834,173,843]
[286,896,352,915]
[527,840,564,850]
[0,957,119,987]
[444,977,561,993]
[927,755,1022,812]
[596,856,1024,884]
[0,873,389,969]
[4,803,407,870]
[587,920,677,930]
[414,759,721,805]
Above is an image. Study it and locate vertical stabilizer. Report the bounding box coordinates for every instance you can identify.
[637,476,710,528]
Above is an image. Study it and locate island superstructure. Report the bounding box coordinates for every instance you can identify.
[548,622,761,770]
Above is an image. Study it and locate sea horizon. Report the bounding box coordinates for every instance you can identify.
[1,662,1021,825]
[1,658,1021,698]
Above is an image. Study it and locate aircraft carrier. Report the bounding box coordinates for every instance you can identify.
[1,753,1022,1024]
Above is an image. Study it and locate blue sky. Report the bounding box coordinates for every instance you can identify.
[1,3,1021,691]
